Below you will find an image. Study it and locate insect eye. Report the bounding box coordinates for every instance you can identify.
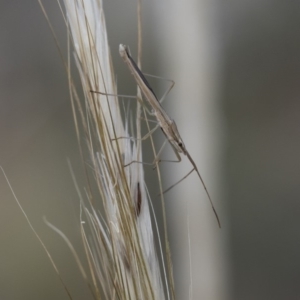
[178,142,183,147]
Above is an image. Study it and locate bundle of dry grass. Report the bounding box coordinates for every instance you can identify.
[38,0,174,299]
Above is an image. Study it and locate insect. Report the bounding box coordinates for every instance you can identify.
[119,44,220,227]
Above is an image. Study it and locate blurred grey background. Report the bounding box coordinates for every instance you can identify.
[1,1,300,299]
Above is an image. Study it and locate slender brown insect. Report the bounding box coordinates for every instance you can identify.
[119,44,220,227]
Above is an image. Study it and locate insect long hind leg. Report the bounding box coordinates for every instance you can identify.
[120,124,161,168]
[185,151,221,228]
[153,140,182,167]
[111,123,160,142]
[161,168,195,195]
[142,73,175,104]
[90,90,154,116]
[124,160,153,168]
[125,134,181,169]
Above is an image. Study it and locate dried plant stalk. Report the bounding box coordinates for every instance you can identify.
[54,0,173,299]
